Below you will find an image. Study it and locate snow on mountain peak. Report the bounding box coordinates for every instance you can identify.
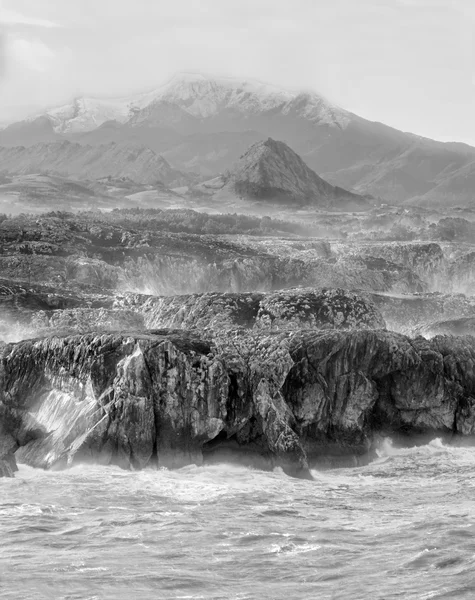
[22,73,351,133]
[151,73,350,125]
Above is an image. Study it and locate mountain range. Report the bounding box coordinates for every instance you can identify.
[0,141,187,187]
[1,72,475,208]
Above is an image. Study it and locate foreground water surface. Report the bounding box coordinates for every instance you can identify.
[1,439,475,600]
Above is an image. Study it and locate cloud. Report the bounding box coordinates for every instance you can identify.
[0,29,5,78]
[0,7,60,28]
[9,36,55,72]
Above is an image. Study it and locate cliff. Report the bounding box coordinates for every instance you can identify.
[1,328,475,477]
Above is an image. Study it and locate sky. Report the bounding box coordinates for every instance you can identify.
[0,0,474,144]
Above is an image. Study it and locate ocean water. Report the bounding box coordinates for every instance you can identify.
[1,439,475,600]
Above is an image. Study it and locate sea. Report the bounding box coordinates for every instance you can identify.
[1,438,474,600]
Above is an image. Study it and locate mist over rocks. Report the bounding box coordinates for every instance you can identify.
[334,242,445,279]
[446,251,475,295]
[0,278,118,342]
[367,292,475,335]
[3,308,145,343]
[0,210,430,297]
[1,212,472,300]
[1,328,475,477]
[413,316,475,339]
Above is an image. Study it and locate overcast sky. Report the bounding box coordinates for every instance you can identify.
[0,0,474,143]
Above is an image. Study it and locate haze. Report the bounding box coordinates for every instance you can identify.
[0,0,474,144]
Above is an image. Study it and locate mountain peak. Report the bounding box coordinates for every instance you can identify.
[224,138,369,210]
[262,137,288,150]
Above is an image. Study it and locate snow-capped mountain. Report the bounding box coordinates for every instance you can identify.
[135,73,350,126]
[27,90,158,134]
[3,72,475,206]
[21,73,351,134]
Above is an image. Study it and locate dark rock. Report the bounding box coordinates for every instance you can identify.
[0,416,18,477]
[284,330,475,461]
[0,457,17,478]
[1,328,475,476]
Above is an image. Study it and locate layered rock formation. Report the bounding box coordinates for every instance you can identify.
[0,283,385,340]
[2,214,454,298]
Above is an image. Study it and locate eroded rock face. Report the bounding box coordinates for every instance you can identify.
[285,331,475,458]
[1,332,225,471]
[1,329,475,477]
[120,288,386,333]
[0,331,310,476]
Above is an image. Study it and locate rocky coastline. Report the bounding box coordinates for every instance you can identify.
[1,320,474,478]
[1,211,475,478]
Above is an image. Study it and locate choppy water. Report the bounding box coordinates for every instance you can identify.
[1,439,475,600]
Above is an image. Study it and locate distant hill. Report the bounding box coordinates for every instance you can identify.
[195,138,371,211]
[0,141,190,187]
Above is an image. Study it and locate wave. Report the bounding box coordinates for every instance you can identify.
[375,436,475,460]
[376,436,447,458]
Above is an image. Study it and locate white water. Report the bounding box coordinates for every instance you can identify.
[1,439,475,599]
